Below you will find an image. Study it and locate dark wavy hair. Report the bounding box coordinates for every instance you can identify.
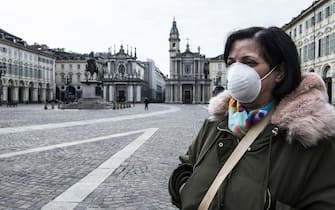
[223,26,302,101]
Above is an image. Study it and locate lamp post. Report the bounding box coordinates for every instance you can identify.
[0,63,6,106]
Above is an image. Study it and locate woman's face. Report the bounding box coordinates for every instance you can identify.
[227,38,280,110]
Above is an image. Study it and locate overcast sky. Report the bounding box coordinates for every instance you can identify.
[1,0,315,76]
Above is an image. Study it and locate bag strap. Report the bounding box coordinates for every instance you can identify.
[198,110,273,210]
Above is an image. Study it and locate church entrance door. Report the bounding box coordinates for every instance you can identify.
[184,91,191,104]
[182,84,193,104]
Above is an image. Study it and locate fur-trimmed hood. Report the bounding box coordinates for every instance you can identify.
[208,72,335,147]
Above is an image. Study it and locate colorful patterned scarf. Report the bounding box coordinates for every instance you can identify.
[228,98,273,138]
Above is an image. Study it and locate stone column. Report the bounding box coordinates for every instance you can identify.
[13,87,19,102]
[41,88,47,102]
[33,88,38,102]
[193,84,196,104]
[109,85,114,102]
[170,85,173,102]
[2,86,7,103]
[128,85,133,102]
[179,84,183,103]
[136,85,141,102]
[23,87,29,102]
[202,84,205,103]
[103,85,108,101]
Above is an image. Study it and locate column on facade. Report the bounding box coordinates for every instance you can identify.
[107,62,111,76]
[48,90,54,101]
[198,84,204,103]
[202,84,205,103]
[193,60,196,78]
[2,86,7,103]
[174,60,177,79]
[173,84,176,102]
[109,85,114,102]
[23,87,29,103]
[103,85,108,102]
[193,84,196,103]
[1,86,6,103]
[41,88,47,102]
[194,84,197,103]
[128,85,133,102]
[136,85,141,102]
[170,84,174,102]
[33,88,38,102]
[198,84,202,103]
[165,85,169,103]
[179,84,182,103]
[13,87,19,102]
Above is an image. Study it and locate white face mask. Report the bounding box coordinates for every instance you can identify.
[227,62,276,103]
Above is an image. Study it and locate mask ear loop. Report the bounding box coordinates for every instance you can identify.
[261,66,277,81]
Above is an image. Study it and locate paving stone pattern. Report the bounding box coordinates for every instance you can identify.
[0,104,208,209]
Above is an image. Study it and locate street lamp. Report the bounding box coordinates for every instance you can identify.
[0,63,6,106]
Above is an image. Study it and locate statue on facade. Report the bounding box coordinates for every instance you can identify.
[85,52,99,81]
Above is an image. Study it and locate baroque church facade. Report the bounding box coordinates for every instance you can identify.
[165,20,211,104]
[102,45,148,103]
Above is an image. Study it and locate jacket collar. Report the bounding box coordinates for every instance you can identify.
[208,72,335,147]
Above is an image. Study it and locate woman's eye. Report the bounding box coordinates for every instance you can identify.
[226,61,235,66]
[243,61,257,67]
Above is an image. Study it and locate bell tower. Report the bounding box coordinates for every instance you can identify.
[169,18,180,58]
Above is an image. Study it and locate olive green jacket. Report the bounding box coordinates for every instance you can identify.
[169,73,335,210]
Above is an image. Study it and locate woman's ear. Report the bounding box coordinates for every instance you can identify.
[275,63,285,83]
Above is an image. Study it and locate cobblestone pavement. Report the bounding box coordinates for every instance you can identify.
[0,103,209,210]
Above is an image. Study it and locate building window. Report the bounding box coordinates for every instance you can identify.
[69,64,72,69]
[308,42,315,60]
[61,64,64,69]
[293,28,297,37]
[311,16,315,26]
[317,11,323,23]
[325,6,331,18]
[331,33,335,54]
[318,39,323,57]
[184,65,192,74]
[299,24,302,34]
[298,48,302,58]
[77,64,80,70]
[325,35,330,56]
[61,73,65,83]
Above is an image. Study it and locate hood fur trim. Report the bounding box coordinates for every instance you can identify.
[208,72,335,147]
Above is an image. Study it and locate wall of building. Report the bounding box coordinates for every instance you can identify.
[0,40,55,104]
[283,0,335,103]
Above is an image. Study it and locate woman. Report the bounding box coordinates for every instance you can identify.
[168,26,335,210]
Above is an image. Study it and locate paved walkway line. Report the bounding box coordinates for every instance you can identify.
[0,105,179,135]
[0,129,147,159]
[41,127,158,210]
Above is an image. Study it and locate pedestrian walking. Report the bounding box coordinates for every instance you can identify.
[144,97,149,110]
[169,26,335,210]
